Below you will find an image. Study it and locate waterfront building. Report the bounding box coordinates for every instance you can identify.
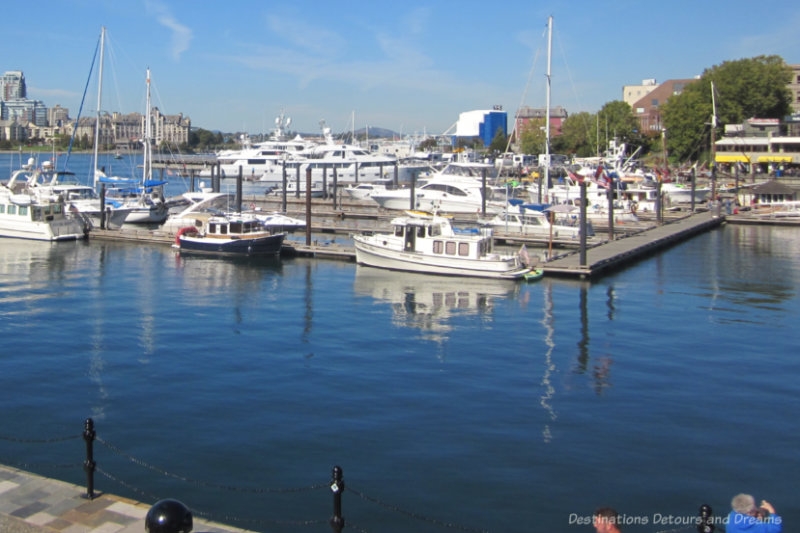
[513,105,567,141]
[447,108,508,148]
[789,64,800,114]
[47,105,70,128]
[715,118,800,173]
[623,78,658,107]
[630,78,696,133]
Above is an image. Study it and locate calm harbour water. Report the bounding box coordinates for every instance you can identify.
[1,153,799,532]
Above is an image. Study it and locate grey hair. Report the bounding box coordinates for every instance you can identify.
[732,493,757,514]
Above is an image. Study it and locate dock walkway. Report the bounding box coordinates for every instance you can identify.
[0,463,255,533]
[542,211,724,277]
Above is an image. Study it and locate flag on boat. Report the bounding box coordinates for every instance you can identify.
[595,166,610,188]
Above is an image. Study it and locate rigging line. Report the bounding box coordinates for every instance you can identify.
[554,25,595,147]
[63,32,101,172]
[505,23,548,154]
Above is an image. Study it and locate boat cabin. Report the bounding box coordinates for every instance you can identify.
[206,217,266,237]
[392,216,494,259]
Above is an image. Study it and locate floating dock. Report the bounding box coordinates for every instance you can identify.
[542,211,724,278]
[90,209,728,279]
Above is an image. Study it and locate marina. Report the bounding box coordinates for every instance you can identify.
[0,221,798,533]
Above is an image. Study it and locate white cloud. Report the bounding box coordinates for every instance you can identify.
[145,0,193,61]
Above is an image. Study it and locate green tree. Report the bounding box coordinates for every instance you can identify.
[662,55,792,162]
[488,127,508,154]
[418,137,438,152]
[596,101,642,151]
[519,118,546,155]
[552,111,596,157]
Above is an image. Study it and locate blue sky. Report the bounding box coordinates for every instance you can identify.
[5,0,800,136]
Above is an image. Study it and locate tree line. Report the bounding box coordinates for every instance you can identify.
[491,55,793,166]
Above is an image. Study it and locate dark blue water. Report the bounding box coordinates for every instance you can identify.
[1,153,799,533]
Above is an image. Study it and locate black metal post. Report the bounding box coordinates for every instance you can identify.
[393,162,399,188]
[323,167,328,199]
[329,466,345,533]
[83,418,96,499]
[691,166,697,213]
[697,504,714,533]
[410,171,416,211]
[295,165,301,199]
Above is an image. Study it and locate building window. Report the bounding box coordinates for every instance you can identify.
[651,99,659,107]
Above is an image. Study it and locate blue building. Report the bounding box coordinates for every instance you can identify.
[451,108,508,147]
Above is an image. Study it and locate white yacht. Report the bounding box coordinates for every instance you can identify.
[25,161,132,230]
[481,202,589,239]
[353,210,531,279]
[259,122,397,192]
[0,163,85,241]
[202,112,314,180]
[369,162,504,214]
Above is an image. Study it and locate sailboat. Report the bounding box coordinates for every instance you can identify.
[99,66,169,224]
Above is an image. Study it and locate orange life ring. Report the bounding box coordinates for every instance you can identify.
[175,226,198,246]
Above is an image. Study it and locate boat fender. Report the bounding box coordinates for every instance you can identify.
[250,203,256,210]
[175,226,198,246]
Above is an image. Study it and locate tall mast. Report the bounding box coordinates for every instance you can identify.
[142,68,152,193]
[544,15,552,199]
[710,81,717,201]
[92,27,105,187]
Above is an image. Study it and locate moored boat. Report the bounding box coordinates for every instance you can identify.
[352,210,530,279]
[176,212,285,257]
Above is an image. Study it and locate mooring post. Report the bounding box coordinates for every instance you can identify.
[697,504,714,533]
[99,185,106,230]
[306,167,312,246]
[83,418,96,499]
[333,167,339,210]
[281,161,288,212]
[606,180,614,241]
[481,167,487,216]
[236,165,243,213]
[295,165,301,199]
[579,181,587,266]
[329,465,345,533]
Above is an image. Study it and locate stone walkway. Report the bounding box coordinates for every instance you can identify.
[0,464,256,533]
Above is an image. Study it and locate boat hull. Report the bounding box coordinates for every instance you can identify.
[353,235,528,279]
[179,233,285,257]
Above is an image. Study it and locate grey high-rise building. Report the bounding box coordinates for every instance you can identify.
[1,71,26,101]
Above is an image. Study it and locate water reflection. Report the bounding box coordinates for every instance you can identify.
[539,283,556,443]
[352,266,520,342]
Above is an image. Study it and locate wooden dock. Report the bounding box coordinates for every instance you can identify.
[542,211,724,278]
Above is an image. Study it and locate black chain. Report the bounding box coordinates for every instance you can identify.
[96,436,327,494]
[0,433,81,443]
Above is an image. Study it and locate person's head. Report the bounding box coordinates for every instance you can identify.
[594,507,620,533]
[731,494,757,515]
